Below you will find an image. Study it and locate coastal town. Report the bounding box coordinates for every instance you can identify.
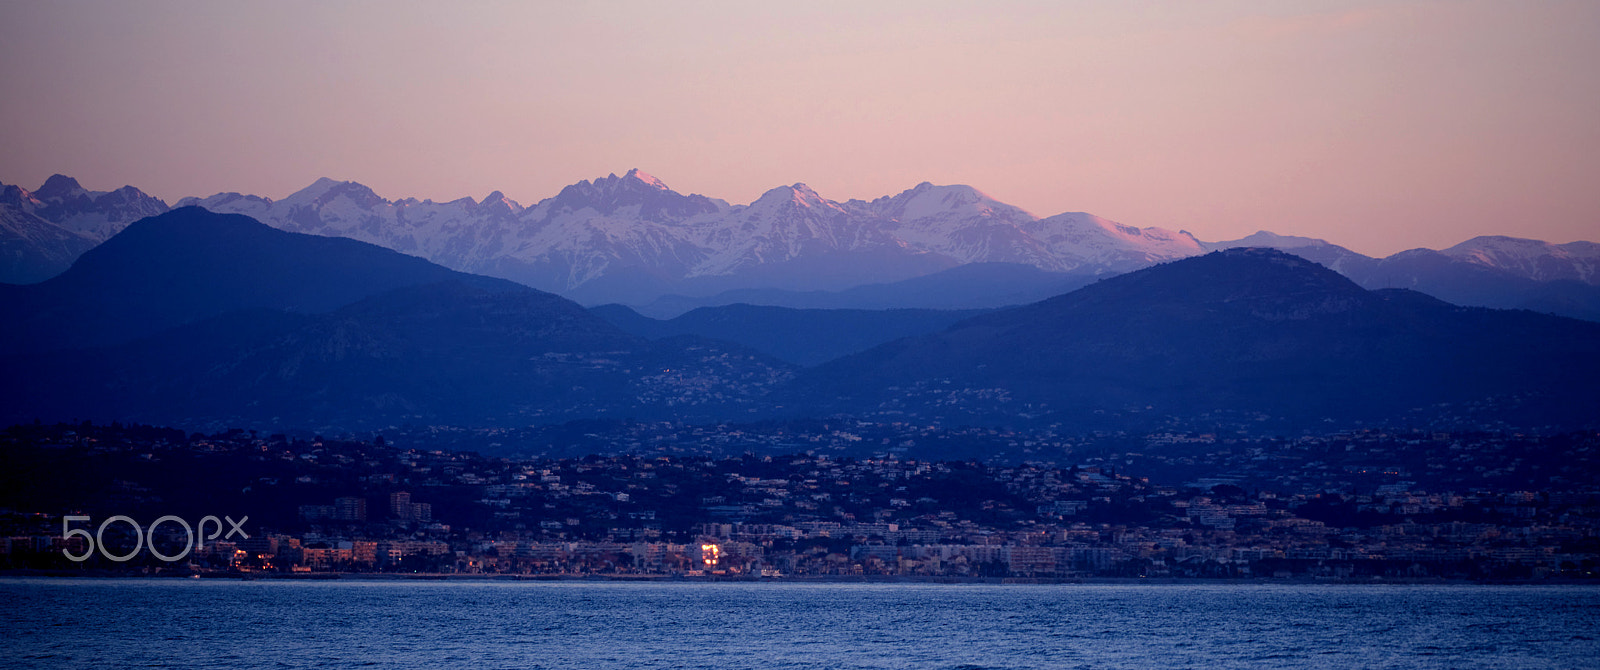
[2,421,1596,581]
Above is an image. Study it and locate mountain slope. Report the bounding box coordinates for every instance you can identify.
[592,302,991,366]
[0,206,523,354]
[0,176,170,283]
[791,248,1600,429]
[0,198,99,284]
[632,263,1100,317]
[1207,231,1600,322]
[1204,230,1378,276]
[0,281,794,429]
[1441,236,1600,284]
[180,177,530,274]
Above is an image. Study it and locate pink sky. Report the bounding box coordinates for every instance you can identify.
[2,1,1596,257]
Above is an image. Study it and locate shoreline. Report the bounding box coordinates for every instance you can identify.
[2,569,1594,586]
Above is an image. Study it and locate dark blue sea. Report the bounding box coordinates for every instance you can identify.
[4,579,1597,669]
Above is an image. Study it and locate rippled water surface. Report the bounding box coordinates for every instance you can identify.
[4,579,1597,669]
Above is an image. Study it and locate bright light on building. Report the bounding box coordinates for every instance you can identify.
[700,543,720,570]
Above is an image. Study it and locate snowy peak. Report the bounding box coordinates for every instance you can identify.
[1199,230,1377,276]
[866,181,1036,224]
[687,182,898,280]
[588,169,672,196]
[477,190,522,214]
[1445,235,1548,256]
[1018,212,1204,272]
[282,177,385,209]
[176,191,273,208]
[1442,235,1600,284]
[17,174,169,241]
[175,191,276,220]
[283,177,345,202]
[1443,235,1595,261]
[1204,230,1335,251]
[34,174,87,201]
[40,168,1598,310]
[540,170,725,221]
[0,174,171,283]
[624,168,669,191]
[0,183,43,209]
[842,182,1045,270]
[750,183,844,214]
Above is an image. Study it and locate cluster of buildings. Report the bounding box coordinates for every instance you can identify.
[1,422,1596,580]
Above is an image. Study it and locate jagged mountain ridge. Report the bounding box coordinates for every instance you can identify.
[26,174,170,240]
[6,170,1596,319]
[178,169,1203,303]
[0,175,169,283]
[177,170,1598,313]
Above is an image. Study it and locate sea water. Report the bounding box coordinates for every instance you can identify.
[3,579,1597,669]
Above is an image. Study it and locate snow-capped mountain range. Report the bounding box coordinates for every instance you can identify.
[1440,236,1600,284]
[3,170,1597,320]
[1202,229,1600,284]
[0,175,169,283]
[172,169,1208,302]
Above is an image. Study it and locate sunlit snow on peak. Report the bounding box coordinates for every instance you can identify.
[624,168,670,191]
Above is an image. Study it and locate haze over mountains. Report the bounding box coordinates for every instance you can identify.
[591,303,990,367]
[0,208,792,430]
[4,171,1597,321]
[172,170,1202,306]
[1,207,1596,434]
[0,207,524,355]
[790,248,1600,430]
